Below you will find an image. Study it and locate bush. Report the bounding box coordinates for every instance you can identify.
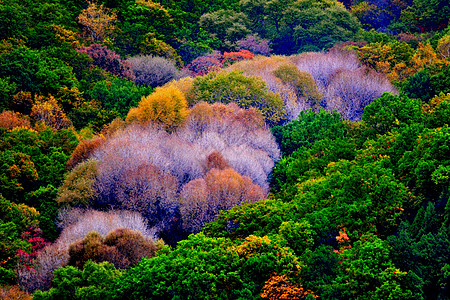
[86,78,153,118]
[0,285,32,300]
[67,136,105,170]
[127,55,181,88]
[325,68,397,120]
[272,109,345,156]
[362,93,424,136]
[225,55,310,121]
[31,96,73,130]
[186,51,223,77]
[68,228,156,269]
[126,85,189,131]
[57,159,99,207]
[292,50,360,91]
[0,110,31,130]
[18,209,152,292]
[273,63,322,109]
[32,261,121,300]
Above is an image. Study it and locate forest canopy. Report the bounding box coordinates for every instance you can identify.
[0,0,450,299]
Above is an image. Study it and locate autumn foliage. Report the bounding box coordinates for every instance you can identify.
[77,1,116,42]
[126,85,189,131]
[31,96,73,130]
[260,275,316,300]
[180,167,265,233]
[66,136,105,170]
[68,228,156,269]
[0,110,31,130]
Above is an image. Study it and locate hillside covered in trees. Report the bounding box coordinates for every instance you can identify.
[0,0,450,299]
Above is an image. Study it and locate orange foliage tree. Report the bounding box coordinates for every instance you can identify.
[0,110,31,130]
[260,274,317,300]
[66,136,105,170]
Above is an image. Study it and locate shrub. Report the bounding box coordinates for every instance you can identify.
[260,275,315,300]
[362,93,423,136]
[179,102,280,189]
[68,228,156,269]
[18,209,152,292]
[95,161,179,229]
[291,50,361,91]
[272,109,345,156]
[11,91,33,115]
[273,63,323,109]
[291,50,397,120]
[126,85,189,131]
[226,56,310,121]
[0,77,17,111]
[222,50,254,67]
[325,68,397,120]
[77,1,116,42]
[66,136,105,170]
[86,78,153,118]
[57,159,99,207]
[127,55,181,88]
[186,51,223,77]
[0,285,32,300]
[32,261,121,300]
[0,110,31,129]
[31,96,73,130]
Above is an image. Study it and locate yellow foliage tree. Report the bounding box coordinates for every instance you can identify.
[126,85,188,131]
[437,34,450,59]
[77,1,117,42]
[31,95,72,130]
[162,77,194,97]
[410,42,440,73]
[49,24,81,48]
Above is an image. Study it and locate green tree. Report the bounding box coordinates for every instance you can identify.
[33,261,122,300]
[401,0,450,32]
[271,109,345,156]
[87,78,153,118]
[0,47,78,96]
[362,93,424,137]
[200,10,251,51]
[331,234,415,299]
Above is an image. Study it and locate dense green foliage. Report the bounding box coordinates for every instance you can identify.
[1,0,450,298]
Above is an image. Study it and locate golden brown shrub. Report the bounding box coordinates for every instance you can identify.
[0,111,31,129]
[126,85,189,132]
[68,228,156,269]
[0,285,33,300]
[67,136,105,169]
[30,95,72,130]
